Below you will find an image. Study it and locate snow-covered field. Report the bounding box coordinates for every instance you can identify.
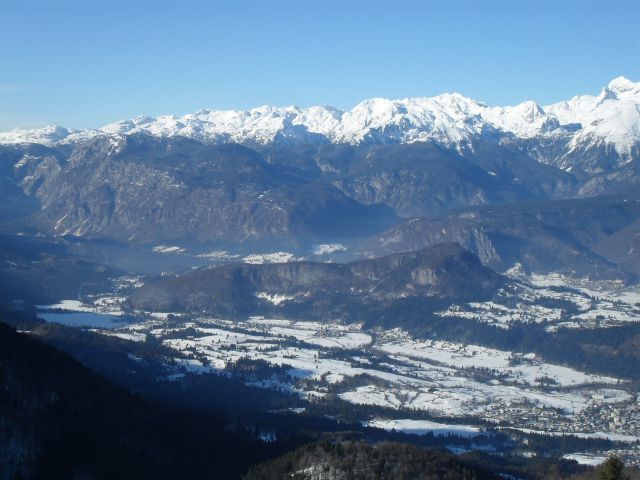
[35,276,145,329]
[37,269,640,461]
[507,427,639,443]
[152,245,186,254]
[436,272,640,330]
[365,418,482,437]
[37,296,127,316]
[378,334,619,387]
[92,330,147,342]
[37,299,100,313]
[88,315,638,447]
[36,296,132,329]
[242,252,303,264]
[562,453,608,466]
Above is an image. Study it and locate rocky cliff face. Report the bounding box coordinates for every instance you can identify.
[11,135,396,245]
[362,196,640,278]
[329,142,575,218]
[0,134,579,247]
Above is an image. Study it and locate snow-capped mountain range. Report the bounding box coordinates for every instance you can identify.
[1,76,638,156]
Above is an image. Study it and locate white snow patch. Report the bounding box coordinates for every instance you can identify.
[242,252,302,264]
[256,292,295,305]
[36,300,93,312]
[152,245,186,254]
[366,418,483,437]
[562,453,608,466]
[197,250,240,260]
[312,243,348,255]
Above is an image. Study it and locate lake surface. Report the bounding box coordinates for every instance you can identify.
[38,312,129,329]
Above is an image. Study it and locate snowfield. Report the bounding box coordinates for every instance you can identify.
[40,269,640,460]
[36,299,99,313]
[242,252,303,264]
[562,453,608,466]
[378,337,618,387]
[365,418,483,438]
[437,273,640,330]
[83,315,638,446]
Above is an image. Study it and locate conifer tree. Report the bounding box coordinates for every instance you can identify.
[597,455,627,480]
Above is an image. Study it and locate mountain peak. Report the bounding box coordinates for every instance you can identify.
[608,76,639,94]
[1,78,637,155]
[516,100,545,122]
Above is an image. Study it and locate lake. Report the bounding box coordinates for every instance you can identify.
[38,312,130,329]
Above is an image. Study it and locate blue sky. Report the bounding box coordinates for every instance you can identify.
[1,0,638,130]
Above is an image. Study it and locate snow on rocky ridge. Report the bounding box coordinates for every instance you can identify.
[1,77,638,156]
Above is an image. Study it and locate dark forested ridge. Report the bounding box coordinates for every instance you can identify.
[0,233,116,305]
[129,242,503,316]
[244,441,499,480]
[0,319,289,480]
[242,440,618,480]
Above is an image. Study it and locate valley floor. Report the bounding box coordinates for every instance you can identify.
[34,271,640,466]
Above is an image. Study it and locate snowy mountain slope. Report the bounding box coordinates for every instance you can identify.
[2,77,637,158]
[482,100,563,139]
[0,125,100,146]
[546,76,640,155]
[98,95,492,147]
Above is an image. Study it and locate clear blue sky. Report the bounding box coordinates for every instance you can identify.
[1,0,638,130]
